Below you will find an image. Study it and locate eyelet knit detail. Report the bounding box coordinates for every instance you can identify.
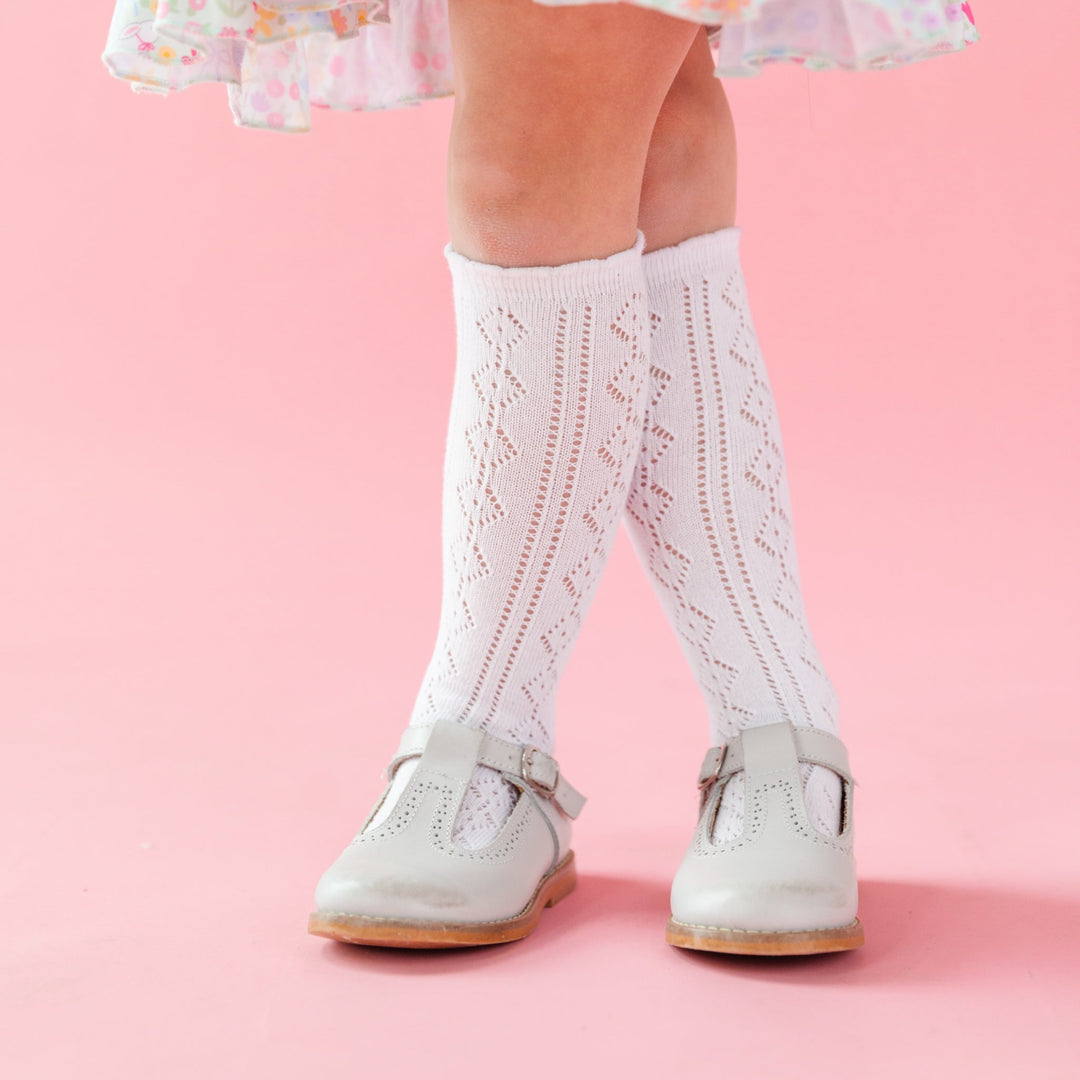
[626,227,843,841]
[388,233,650,849]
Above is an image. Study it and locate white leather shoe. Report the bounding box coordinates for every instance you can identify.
[667,720,864,956]
[308,717,585,948]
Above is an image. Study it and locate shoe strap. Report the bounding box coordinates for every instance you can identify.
[697,722,854,793]
[389,720,587,820]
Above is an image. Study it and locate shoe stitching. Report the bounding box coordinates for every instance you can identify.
[695,778,852,856]
[668,917,861,935]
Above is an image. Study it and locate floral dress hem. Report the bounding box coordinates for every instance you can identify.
[101,0,980,134]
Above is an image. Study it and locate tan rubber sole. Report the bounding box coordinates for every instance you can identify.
[666,915,865,957]
[307,851,578,949]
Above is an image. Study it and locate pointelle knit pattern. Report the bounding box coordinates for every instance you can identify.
[624,226,844,840]
[369,231,651,848]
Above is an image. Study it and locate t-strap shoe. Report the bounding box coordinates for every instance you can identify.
[666,719,864,956]
[308,717,585,948]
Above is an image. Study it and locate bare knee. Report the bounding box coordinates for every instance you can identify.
[445,0,700,265]
[639,31,737,247]
[644,27,736,196]
[448,98,646,266]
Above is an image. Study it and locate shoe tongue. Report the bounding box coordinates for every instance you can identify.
[740,722,800,778]
[420,720,484,785]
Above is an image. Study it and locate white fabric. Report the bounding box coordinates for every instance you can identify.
[372,231,650,848]
[625,226,843,839]
[101,1,980,134]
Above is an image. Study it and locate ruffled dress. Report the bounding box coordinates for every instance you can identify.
[102,1,980,134]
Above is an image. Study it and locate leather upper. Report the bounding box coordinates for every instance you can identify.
[314,719,581,923]
[671,720,859,933]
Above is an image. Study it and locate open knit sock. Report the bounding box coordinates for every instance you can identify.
[624,225,843,840]
[367,231,650,848]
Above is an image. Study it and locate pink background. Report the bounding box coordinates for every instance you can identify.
[3,2,1078,1077]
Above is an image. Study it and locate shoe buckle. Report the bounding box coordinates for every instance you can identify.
[697,742,727,790]
[521,744,559,796]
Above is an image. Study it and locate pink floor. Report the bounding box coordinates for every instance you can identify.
[4,4,1079,1077]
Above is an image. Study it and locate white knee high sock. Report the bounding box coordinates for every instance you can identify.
[370,232,650,848]
[625,226,843,839]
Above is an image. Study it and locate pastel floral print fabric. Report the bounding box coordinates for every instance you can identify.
[102,1,980,133]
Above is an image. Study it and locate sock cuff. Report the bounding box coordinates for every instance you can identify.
[641,225,743,288]
[442,229,646,300]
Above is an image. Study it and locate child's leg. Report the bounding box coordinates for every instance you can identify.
[638,27,737,251]
[628,29,844,837]
[385,0,700,848]
[446,0,699,265]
